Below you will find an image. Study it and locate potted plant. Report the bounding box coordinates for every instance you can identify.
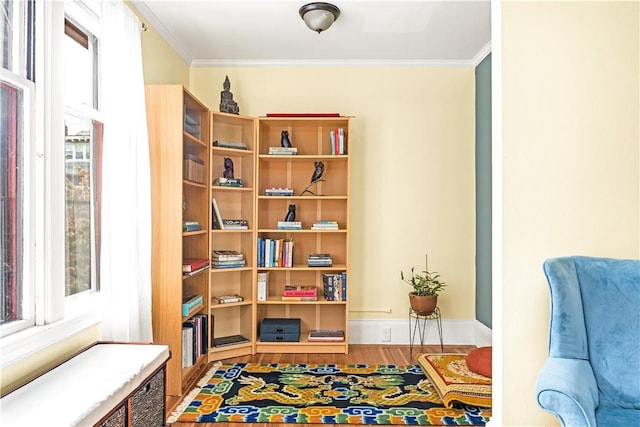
[401,256,446,316]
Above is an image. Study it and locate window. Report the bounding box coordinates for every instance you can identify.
[64,17,101,297]
[1,81,24,325]
[1,1,102,347]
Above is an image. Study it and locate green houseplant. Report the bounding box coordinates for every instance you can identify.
[401,256,446,316]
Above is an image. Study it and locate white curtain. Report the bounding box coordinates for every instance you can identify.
[99,1,152,342]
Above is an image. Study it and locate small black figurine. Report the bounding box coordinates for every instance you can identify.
[219,75,240,115]
[300,161,325,196]
[284,204,296,222]
[310,161,324,184]
[281,130,292,148]
[223,157,234,179]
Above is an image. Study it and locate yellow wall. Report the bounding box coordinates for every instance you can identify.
[501,1,639,425]
[0,325,100,395]
[190,67,477,321]
[129,3,189,86]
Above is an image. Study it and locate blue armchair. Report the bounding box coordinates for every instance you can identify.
[536,256,640,426]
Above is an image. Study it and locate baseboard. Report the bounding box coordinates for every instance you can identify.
[348,318,491,347]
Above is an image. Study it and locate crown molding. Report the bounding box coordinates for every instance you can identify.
[191,58,477,68]
[472,42,492,67]
[129,1,194,65]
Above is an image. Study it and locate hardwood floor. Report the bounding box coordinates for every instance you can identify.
[168,344,476,427]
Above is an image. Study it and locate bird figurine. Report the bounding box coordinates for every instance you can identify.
[281,130,292,148]
[223,157,234,179]
[310,161,324,183]
[300,161,325,195]
[284,204,296,222]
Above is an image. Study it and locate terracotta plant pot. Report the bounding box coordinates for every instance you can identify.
[409,293,438,316]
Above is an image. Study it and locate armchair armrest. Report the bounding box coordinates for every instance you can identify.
[536,357,599,427]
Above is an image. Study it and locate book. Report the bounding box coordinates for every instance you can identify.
[212,140,248,150]
[257,272,269,301]
[266,113,340,117]
[182,258,210,272]
[277,221,302,230]
[182,265,210,276]
[283,285,317,297]
[308,253,333,267]
[265,187,294,196]
[212,198,224,229]
[182,294,203,316]
[281,296,318,301]
[311,220,339,230]
[308,329,345,342]
[213,294,244,304]
[212,250,244,261]
[183,154,204,183]
[214,177,245,187]
[183,221,203,232]
[269,146,298,155]
[213,334,250,347]
[223,219,248,227]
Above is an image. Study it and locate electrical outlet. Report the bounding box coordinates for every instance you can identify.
[382,327,391,342]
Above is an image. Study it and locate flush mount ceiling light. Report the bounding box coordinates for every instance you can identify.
[299,2,340,34]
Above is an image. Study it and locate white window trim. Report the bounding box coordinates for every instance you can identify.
[0,0,104,367]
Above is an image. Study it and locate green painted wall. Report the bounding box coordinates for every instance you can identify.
[475,54,492,328]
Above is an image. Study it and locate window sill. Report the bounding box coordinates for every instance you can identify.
[0,312,101,369]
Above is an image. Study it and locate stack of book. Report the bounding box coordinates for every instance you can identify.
[183,154,204,184]
[277,221,302,230]
[214,177,244,187]
[211,250,245,268]
[308,253,332,267]
[322,272,347,301]
[265,187,294,196]
[282,285,318,301]
[212,140,248,150]
[311,220,339,230]
[329,128,346,155]
[308,329,345,342]
[183,221,203,232]
[222,219,248,230]
[182,314,208,368]
[182,258,210,276]
[257,237,294,267]
[184,112,201,139]
[212,294,244,304]
[268,146,298,155]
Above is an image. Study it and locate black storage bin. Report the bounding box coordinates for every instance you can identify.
[260,318,300,342]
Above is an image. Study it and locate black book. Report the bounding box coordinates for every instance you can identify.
[213,334,250,347]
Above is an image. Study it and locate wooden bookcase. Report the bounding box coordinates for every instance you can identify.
[255,116,351,354]
[146,87,352,383]
[209,112,257,360]
[146,85,211,396]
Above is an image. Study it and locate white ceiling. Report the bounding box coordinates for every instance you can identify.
[131,0,492,67]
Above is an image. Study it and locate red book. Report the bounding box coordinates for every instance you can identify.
[282,286,317,297]
[182,258,210,272]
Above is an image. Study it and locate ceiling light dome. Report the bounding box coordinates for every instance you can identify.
[299,2,340,34]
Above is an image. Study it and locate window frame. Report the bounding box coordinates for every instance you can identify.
[0,0,102,366]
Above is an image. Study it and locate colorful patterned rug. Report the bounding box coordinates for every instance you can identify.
[171,362,491,425]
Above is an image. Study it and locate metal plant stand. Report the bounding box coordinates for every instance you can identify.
[409,307,444,354]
